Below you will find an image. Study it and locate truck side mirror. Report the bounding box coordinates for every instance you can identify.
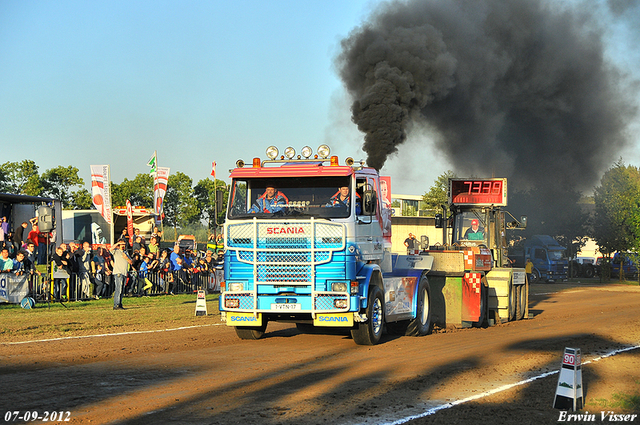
[435,214,443,229]
[362,190,377,215]
[520,216,527,228]
[420,235,429,250]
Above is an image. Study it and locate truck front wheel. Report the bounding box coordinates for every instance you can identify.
[531,269,541,283]
[235,323,267,340]
[406,277,433,336]
[351,286,384,345]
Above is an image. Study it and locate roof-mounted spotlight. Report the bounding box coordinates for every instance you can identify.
[284,146,296,159]
[266,146,279,160]
[236,159,245,168]
[301,146,313,159]
[317,144,331,159]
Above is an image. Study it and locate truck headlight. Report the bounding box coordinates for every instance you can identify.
[229,282,244,292]
[334,299,348,309]
[331,282,348,292]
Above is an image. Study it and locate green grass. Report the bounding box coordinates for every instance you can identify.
[591,392,640,411]
[0,293,220,342]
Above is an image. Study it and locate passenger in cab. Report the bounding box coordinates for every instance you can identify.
[326,186,361,214]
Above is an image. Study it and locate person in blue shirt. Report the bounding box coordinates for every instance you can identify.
[248,186,289,213]
[326,186,361,214]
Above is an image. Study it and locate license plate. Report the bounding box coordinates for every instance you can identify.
[271,303,301,311]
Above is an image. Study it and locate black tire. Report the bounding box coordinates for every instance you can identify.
[508,279,517,322]
[584,265,595,279]
[235,323,267,340]
[406,276,432,336]
[351,285,384,345]
[532,268,541,283]
[515,284,526,320]
[571,264,579,278]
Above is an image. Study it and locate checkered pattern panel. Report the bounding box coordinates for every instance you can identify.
[463,250,474,269]
[464,272,482,294]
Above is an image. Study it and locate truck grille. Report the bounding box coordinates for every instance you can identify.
[227,218,345,285]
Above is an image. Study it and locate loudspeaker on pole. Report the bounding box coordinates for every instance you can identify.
[37,205,55,232]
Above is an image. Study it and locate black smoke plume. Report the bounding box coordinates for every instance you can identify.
[337,0,638,190]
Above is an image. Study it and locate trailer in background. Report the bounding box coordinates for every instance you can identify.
[62,207,156,248]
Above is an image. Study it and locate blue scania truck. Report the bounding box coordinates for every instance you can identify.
[219,146,528,345]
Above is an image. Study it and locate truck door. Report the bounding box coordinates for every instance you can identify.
[533,248,547,272]
[355,176,383,261]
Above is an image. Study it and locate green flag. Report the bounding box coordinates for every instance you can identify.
[147,151,157,175]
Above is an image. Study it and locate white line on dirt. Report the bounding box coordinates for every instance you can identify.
[377,344,640,425]
[1,323,223,345]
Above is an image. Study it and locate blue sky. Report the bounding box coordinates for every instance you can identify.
[1,0,639,196]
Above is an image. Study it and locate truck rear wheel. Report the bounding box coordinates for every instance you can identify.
[406,276,432,336]
[508,280,517,322]
[515,284,526,320]
[351,286,384,345]
[235,323,267,340]
[584,265,595,278]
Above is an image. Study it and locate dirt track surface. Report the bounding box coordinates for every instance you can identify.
[1,282,640,425]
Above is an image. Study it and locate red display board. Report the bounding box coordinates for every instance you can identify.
[449,178,507,206]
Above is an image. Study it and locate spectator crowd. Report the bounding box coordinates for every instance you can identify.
[0,217,224,304]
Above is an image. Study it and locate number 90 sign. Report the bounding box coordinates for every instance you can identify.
[563,352,581,367]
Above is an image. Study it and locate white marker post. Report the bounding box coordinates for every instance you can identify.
[195,290,208,316]
[553,347,583,411]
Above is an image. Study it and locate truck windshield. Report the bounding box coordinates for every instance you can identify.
[453,211,487,245]
[548,250,565,261]
[227,177,355,220]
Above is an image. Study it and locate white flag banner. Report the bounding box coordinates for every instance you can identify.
[154,167,170,217]
[90,165,112,225]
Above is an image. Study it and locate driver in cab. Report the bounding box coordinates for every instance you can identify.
[464,219,485,240]
[326,186,361,214]
[248,185,289,213]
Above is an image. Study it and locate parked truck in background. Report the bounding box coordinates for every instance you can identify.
[509,235,568,283]
[569,257,597,279]
[611,252,639,279]
[219,146,530,345]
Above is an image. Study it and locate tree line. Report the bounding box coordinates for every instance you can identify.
[0,160,228,231]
